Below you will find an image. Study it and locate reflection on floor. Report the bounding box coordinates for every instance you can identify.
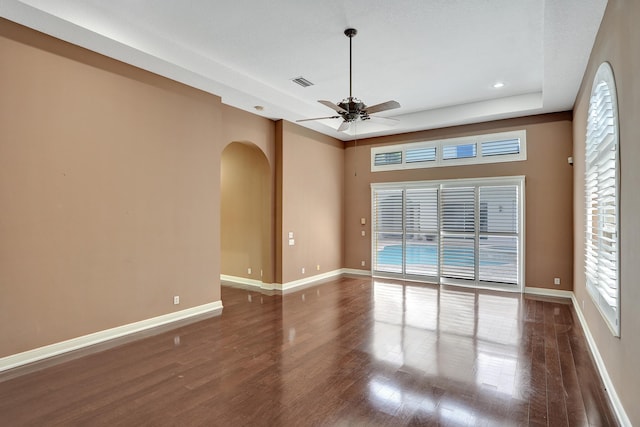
[0,276,617,426]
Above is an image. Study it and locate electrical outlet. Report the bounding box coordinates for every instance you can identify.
[554,277,560,285]
[361,230,366,236]
[301,267,305,274]
[248,267,252,275]
[316,264,320,271]
[361,260,366,267]
[173,295,180,305]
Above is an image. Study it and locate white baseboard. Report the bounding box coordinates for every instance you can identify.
[570,295,631,426]
[524,286,574,299]
[222,269,371,293]
[280,269,344,292]
[0,300,223,373]
[220,274,274,290]
[342,268,371,276]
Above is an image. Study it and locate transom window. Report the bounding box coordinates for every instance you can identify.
[371,130,526,172]
[585,62,620,336]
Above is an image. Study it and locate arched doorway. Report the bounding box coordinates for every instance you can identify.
[220,142,272,288]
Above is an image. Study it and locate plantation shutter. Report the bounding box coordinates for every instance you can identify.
[585,62,619,335]
[372,188,404,274]
[405,188,439,277]
[371,177,523,290]
[480,139,520,156]
[440,187,476,280]
[478,185,519,284]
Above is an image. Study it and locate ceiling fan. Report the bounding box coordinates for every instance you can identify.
[297,28,401,132]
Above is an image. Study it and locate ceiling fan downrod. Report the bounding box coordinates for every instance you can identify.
[344,28,357,101]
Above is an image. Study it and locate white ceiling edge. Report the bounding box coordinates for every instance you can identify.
[541,0,608,112]
[1,0,607,142]
[328,92,544,139]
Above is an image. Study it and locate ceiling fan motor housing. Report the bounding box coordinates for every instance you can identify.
[338,97,368,122]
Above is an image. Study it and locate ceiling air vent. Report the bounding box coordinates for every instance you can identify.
[291,76,314,87]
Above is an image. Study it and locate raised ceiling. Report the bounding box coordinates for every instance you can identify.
[1,0,607,140]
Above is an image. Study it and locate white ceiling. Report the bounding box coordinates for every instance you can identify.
[1,0,607,141]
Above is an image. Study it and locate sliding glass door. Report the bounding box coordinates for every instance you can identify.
[372,177,524,291]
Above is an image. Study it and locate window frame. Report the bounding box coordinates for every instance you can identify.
[371,130,526,172]
[584,61,621,337]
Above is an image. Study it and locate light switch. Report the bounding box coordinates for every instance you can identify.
[288,231,294,239]
[360,217,366,225]
[361,230,366,236]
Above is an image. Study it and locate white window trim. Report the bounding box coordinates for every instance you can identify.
[585,62,621,337]
[371,176,526,293]
[371,130,527,172]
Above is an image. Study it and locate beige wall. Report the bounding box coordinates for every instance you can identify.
[220,105,276,284]
[0,19,226,357]
[572,0,640,423]
[344,113,574,290]
[221,104,276,169]
[221,142,271,282]
[277,121,344,284]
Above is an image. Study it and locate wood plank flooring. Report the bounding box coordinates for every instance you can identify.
[0,276,617,426]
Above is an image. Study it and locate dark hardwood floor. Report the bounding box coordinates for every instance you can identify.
[0,276,617,426]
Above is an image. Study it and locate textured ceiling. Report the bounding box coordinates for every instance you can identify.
[1,0,607,140]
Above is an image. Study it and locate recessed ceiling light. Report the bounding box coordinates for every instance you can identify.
[493,82,505,88]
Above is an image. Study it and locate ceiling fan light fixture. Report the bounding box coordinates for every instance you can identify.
[493,81,505,88]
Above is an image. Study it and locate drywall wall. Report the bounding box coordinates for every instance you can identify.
[572,0,640,423]
[344,113,574,290]
[0,19,223,357]
[277,121,344,285]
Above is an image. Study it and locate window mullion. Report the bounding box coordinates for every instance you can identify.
[474,186,480,284]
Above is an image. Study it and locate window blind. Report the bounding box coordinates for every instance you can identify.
[442,143,476,160]
[371,177,523,290]
[585,62,619,335]
[372,189,404,274]
[481,139,520,156]
[478,186,519,284]
[440,187,475,280]
[405,188,438,277]
[374,151,402,166]
[370,130,526,172]
[406,147,436,163]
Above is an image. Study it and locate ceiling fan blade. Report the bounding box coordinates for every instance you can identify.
[364,100,401,115]
[337,121,351,132]
[369,115,399,126]
[318,100,348,114]
[296,115,341,123]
